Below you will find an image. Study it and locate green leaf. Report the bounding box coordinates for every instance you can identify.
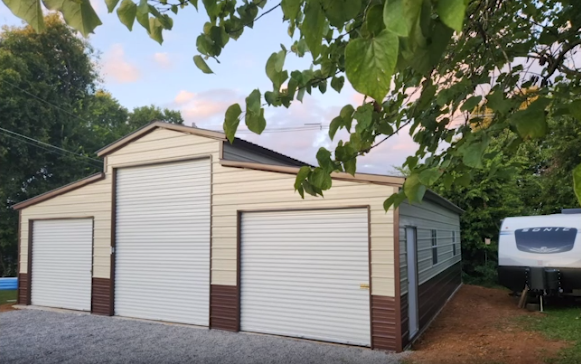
[106,0,120,13]
[320,0,361,27]
[344,158,356,175]
[329,116,343,140]
[365,3,385,36]
[43,0,102,37]
[295,166,311,190]
[406,155,419,169]
[345,30,399,102]
[265,50,287,90]
[436,0,466,32]
[202,0,219,19]
[383,192,406,211]
[462,139,489,168]
[354,104,373,132]
[246,89,261,113]
[573,163,581,206]
[210,25,229,48]
[3,0,45,33]
[316,147,334,173]
[404,173,426,204]
[340,104,355,131]
[330,76,345,93]
[311,167,332,190]
[117,0,137,30]
[297,87,306,102]
[223,103,242,143]
[193,55,213,74]
[461,96,482,112]
[418,168,442,186]
[568,99,581,120]
[136,0,150,33]
[510,97,551,139]
[302,0,326,59]
[486,91,512,115]
[245,108,266,134]
[245,89,266,134]
[282,0,301,21]
[383,0,422,37]
[148,17,163,44]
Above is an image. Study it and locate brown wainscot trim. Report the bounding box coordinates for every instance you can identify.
[399,263,462,348]
[411,261,462,344]
[110,168,117,316]
[17,273,29,305]
[210,285,239,331]
[393,206,402,352]
[91,278,112,315]
[12,173,105,210]
[400,292,410,349]
[371,295,397,351]
[26,220,33,305]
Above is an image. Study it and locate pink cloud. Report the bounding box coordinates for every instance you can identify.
[102,44,141,84]
[170,89,243,127]
[153,52,172,69]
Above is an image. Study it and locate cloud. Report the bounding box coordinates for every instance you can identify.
[102,44,141,84]
[153,52,172,69]
[170,89,244,127]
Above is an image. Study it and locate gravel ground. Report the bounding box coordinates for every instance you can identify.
[0,309,406,364]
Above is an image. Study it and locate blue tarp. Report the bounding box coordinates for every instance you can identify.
[0,278,17,290]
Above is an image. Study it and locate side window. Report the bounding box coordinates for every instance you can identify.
[452,231,457,256]
[431,230,438,265]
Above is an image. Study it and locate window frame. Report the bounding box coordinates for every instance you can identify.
[452,230,457,256]
[431,230,438,265]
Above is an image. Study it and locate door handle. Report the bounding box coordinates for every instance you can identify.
[360,283,369,290]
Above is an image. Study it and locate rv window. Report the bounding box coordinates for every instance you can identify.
[515,227,577,254]
[452,231,457,256]
[432,230,438,265]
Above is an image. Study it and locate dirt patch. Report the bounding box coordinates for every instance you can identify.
[0,304,17,313]
[407,285,569,364]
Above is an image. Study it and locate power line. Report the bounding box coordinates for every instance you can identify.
[0,127,102,163]
[0,129,102,168]
[0,78,94,127]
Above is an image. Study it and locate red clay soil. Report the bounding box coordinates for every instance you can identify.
[407,285,569,364]
[0,304,16,312]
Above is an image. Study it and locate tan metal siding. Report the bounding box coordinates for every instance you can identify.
[212,165,396,296]
[20,179,111,277]
[19,128,221,281]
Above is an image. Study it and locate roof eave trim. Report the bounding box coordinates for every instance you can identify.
[12,172,106,210]
[424,189,464,214]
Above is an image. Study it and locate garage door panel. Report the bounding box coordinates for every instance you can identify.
[115,159,210,325]
[31,219,92,311]
[240,209,371,347]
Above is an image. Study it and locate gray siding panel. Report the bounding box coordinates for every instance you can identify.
[223,143,303,166]
[399,199,461,292]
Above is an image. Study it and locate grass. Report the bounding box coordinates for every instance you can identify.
[518,302,581,364]
[0,290,17,305]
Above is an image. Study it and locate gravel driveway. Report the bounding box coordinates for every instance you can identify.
[0,309,406,364]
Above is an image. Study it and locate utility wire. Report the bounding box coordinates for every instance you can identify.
[0,131,103,168]
[0,79,94,127]
[0,127,102,163]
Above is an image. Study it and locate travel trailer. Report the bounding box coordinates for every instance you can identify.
[498,210,581,296]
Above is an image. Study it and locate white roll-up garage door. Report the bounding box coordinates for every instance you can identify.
[115,159,210,325]
[31,219,92,311]
[240,208,371,346]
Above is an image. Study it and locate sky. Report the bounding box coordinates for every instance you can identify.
[0,2,416,174]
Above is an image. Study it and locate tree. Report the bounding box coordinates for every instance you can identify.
[0,17,186,275]
[4,1,581,208]
[128,105,185,129]
[0,15,100,275]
